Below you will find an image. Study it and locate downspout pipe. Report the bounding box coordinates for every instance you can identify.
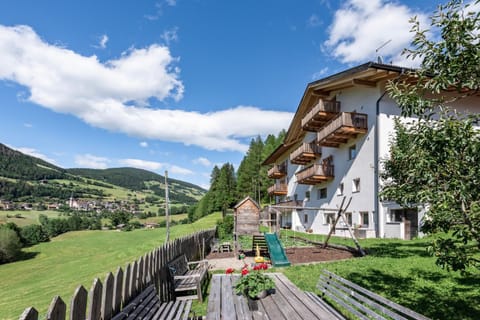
[375,68,405,238]
[375,91,387,238]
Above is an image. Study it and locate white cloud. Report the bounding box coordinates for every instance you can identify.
[312,67,329,80]
[15,147,58,165]
[0,25,292,153]
[99,34,108,49]
[118,158,193,175]
[193,157,212,167]
[140,141,148,148]
[75,154,110,169]
[161,27,179,45]
[118,158,163,171]
[23,123,33,128]
[165,0,176,6]
[324,0,428,66]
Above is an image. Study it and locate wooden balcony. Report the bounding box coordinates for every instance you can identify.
[317,112,368,148]
[295,164,334,185]
[301,100,341,131]
[267,163,287,179]
[268,183,288,196]
[290,141,322,165]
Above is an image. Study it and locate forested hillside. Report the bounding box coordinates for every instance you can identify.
[0,143,66,180]
[0,144,205,205]
[67,167,205,204]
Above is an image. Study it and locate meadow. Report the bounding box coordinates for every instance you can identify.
[0,212,220,320]
[2,217,479,320]
[0,210,61,227]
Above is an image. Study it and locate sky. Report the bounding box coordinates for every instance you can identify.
[0,0,448,189]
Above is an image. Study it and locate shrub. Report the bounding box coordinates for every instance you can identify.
[217,215,234,240]
[0,228,22,264]
[20,224,49,246]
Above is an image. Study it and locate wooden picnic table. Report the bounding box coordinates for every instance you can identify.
[206,273,340,320]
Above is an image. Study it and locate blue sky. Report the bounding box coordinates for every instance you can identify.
[0,0,444,189]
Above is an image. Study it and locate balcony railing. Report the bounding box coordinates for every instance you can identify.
[301,100,341,132]
[290,141,322,165]
[317,112,368,147]
[295,164,334,185]
[267,163,287,179]
[267,183,288,196]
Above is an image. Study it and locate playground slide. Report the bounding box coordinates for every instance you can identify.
[264,233,291,267]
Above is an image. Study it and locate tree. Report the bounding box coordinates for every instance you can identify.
[384,0,480,272]
[0,227,22,264]
[20,224,49,246]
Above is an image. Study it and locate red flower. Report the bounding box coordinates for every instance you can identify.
[241,268,249,276]
[262,263,268,270]
[226,268,234,274]
[253,265,260,271]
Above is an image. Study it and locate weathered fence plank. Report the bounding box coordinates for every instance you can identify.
[123,263,132,305]
[101,272,114,320]
[19,307,38,320]
[113,267,124,315]
[70,285,87,320]
[46,296,66,320]
[131,260,138,298]
[88,278,103,320]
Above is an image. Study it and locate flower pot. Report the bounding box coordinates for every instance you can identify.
[256,290,268,299]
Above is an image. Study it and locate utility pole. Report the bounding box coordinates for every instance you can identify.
[165,171,170,243]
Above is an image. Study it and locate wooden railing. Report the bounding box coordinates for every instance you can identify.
[267,163,287,178]
[19,229,216,320]
[295,164,334,184]
[267,183,288,195]
[317,112,368,145]
[301,100,341,128]
[290,141,322,165]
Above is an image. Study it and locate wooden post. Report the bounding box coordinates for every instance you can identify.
[323,197,349,248]
[70,286,87,320]
[165,170,170,243]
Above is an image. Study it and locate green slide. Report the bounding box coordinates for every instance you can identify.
[264,233,291,267]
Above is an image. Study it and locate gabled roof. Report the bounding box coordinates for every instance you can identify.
[234,196,260,210]
[263,62,408,165]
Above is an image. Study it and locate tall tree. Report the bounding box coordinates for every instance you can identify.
[384,0,480,272]
[236,136,264,201]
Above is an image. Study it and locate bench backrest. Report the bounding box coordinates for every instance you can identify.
[167,254,189,278]
[318,270,430,320]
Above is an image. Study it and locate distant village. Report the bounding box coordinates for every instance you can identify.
[0,196,144,215]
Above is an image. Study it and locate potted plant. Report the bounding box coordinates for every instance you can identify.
[235,263,275,299]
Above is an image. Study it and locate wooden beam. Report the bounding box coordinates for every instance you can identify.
[312,89,330,97]
[352,78,376,87]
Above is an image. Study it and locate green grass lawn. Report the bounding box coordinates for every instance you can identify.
[0,210,62,227]
[0,212,220,320]
[279,232,480,320]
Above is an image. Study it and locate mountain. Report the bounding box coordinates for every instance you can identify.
[67,167,206,203]
[0,143,205,205]
[0,143,67,180]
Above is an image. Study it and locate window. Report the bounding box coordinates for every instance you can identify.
[344,212,352,226]
[349,144,357,160]
[305,191,310,199]
[317,187,327,199]
[337,183,344,196]
[360,211,369,227]
[294,194,298,201]
[389,209,404,222]
[304,214,308,223]
[325,213,335,225]
[352,178,360,193]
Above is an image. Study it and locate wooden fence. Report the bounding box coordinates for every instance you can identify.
[19,228,216,320]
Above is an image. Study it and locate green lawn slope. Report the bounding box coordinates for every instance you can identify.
[0,213,220,320]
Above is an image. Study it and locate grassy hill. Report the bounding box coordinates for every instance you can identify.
[0,143,206,207]
[0,212,220,320]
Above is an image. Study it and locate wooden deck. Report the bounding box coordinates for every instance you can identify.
[206,273,340,320]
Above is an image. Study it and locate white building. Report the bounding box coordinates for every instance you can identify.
[263,62,480,240]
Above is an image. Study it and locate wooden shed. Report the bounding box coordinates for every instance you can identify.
[234,196,260,235]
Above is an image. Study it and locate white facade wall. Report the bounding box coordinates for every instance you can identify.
[273,80,480,239]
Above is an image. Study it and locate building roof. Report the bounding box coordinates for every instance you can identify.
[234,196,260,210]
[263,62,409,165]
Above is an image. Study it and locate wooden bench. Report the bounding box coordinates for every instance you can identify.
[313,270,430,320]
[112,284,192,320]
[167,254,209,302]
